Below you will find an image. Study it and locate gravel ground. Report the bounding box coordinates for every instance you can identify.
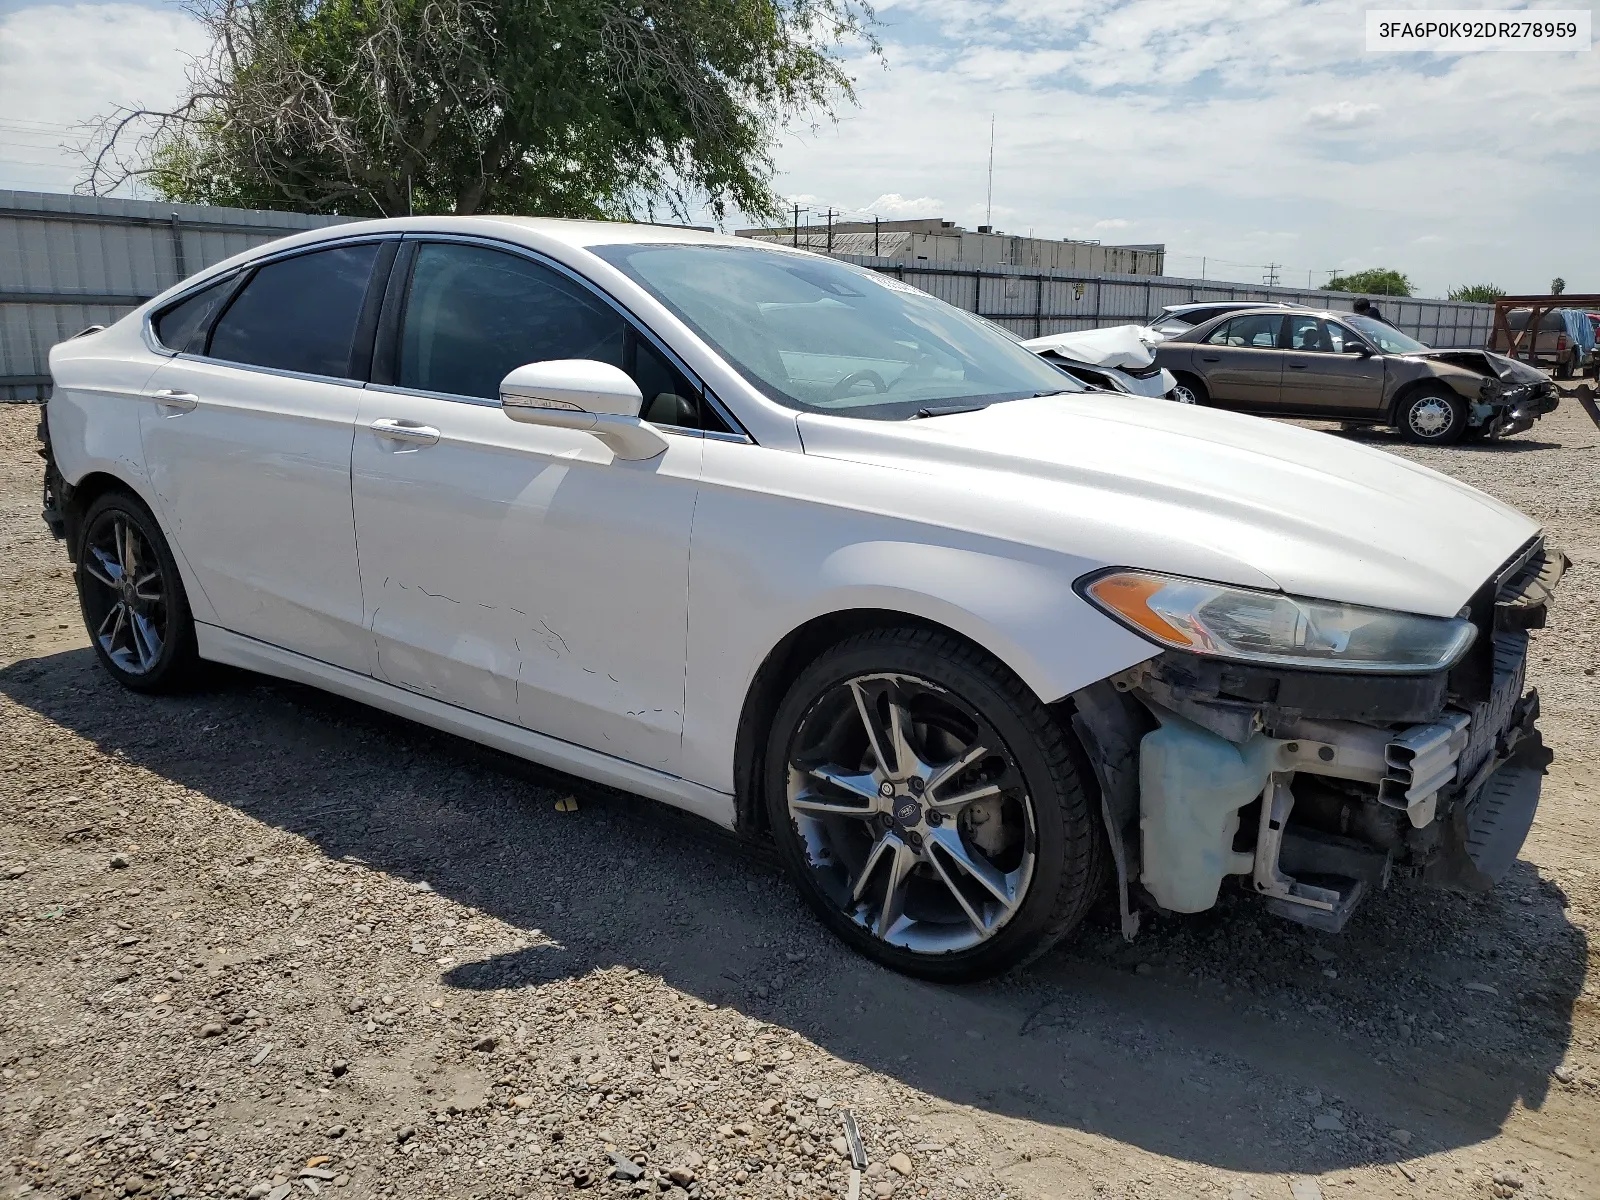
[2,393,1598,1200]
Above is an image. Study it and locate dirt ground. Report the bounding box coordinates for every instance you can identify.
[1,392,1598,1200]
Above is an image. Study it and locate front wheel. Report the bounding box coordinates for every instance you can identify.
[74,490,200,692]
[764,627,1104,981]
[1397,387,1467,445]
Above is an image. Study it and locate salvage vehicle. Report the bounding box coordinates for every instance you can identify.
[40,219,1563,980]
[1155,307,1559,443]
[1491,307,1581,380]
[1021,325,1179,400]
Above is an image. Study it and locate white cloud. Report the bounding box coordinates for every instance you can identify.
[865,192,945,217]
[769,0,1600,295]
[0,2,207,194]
[1306,100,1383,126]
[1092,218,1130,230]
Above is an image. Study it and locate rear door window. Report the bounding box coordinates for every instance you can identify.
[1207,314,1284,348]
[208,243,381,379]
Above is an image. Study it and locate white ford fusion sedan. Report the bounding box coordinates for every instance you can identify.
[40,217,1563,980]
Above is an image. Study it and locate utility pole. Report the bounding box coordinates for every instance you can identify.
[792,202,800,248]
[985,115,995,229]
[874,216,880,257]
[825,208,837,255]
[1263,262,1281,287]
[1201,257,1206,280]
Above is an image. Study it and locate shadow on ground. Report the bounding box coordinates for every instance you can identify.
[2,647,1587,1179]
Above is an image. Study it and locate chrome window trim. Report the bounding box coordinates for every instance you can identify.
[395,231,753,444]
[171,353,368,390]
[141,233,402,361]
[363,379,706,438]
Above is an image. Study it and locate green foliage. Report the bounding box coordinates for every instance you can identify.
[1551,277,1567,296]
[1321,268,1412,297]
[87,0,877,221]
[1447,283,1507,302]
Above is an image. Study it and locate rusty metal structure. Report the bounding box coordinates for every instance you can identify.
[1490,293,1600,366]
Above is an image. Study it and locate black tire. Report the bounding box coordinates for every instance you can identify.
[73,489,201,692]
[764,626,1104,982]
[1396,386,1468,445]
[1169,374,1207,406]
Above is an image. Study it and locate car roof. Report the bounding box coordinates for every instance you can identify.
[1159,301,1305,316]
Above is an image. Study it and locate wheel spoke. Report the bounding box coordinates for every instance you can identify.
[886,696,917,779]
[928,781,1002,815]
[118,519,139,579]
[926,742,990,797]
[853,833,917,940]
[926,846,989,935]
[133,569,163,603]
[927,826,1018,914]
[129,611,162,670]
[796,764,881,809]
[83,547,120,588]
[848,680,896,777]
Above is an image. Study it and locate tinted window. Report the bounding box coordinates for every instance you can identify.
[1206,314,1284,348]
[399,243,625,399]
[153,276,234,353]
[209,244,379,378]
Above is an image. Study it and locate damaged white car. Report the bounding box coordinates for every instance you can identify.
[1022,324,1181,400]
[40,219,1563,981]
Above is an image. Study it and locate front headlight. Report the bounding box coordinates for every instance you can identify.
[1080,570,1476,673]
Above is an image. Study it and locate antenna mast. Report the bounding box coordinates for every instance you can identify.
[985,116,995,228]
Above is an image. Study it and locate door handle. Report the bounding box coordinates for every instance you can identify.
[1200,355,1221,363]
[150,388,198,412]
[371,418,440,445]
[1288,364,1309,370]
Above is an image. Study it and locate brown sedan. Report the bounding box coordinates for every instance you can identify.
[1153,307,1558,444]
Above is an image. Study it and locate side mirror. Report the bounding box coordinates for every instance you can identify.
[1346,342,1372,356]
[499,359,667,461]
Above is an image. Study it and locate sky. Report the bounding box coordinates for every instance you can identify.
[1,0,1595,297]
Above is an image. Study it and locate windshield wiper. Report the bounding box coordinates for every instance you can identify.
[910,403,990,419]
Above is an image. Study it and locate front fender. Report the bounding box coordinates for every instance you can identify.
[681,457,1160,793]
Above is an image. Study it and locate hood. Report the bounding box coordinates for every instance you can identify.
[1022,325,1160,370]
[796,394,1540,618]
[1408,348,1546,386]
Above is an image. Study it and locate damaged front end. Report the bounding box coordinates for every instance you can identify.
[1419,349,1561,438]
[1072,541,1565,936]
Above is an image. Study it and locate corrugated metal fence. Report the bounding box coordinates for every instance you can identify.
[1,190,349,402]
[835,254,1495,348]
[2,188,1495,402]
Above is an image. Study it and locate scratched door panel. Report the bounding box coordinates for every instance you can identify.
[350,389,702,772]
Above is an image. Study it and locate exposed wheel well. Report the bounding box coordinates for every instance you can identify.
[55,471,139,559]
[733,609,992,837]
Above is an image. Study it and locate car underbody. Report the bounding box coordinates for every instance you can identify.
[1071,539,1565,937]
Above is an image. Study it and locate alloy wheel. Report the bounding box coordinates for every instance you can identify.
[1170,384,1198,404]
[784,672,1037,955]
[79,509,168,675]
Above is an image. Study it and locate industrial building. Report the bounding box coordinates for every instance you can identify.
[736,217,1166,276]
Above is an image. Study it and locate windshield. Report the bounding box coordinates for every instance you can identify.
[592,243,1083,419]
[1345,313,1428,354]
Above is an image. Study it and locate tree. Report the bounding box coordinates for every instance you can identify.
[1321,268,1412,297]
[1447,283,1506,302]
[1551,277,1567,296]
[80,0,878,222]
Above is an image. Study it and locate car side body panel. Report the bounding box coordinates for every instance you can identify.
[679,439,1163,793]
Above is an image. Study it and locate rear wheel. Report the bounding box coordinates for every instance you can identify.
[1169,375,1206,405]
[73,490,200,692]
[1397,387,1467,445]
[764,627,1104,981]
